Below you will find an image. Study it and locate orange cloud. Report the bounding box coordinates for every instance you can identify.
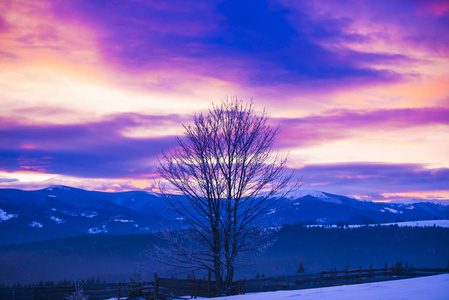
[380,190,449,200]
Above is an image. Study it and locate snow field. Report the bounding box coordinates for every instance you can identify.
[307,219,449,229]
[217,274,449,300]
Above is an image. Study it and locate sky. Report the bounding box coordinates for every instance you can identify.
[0,0,448,201]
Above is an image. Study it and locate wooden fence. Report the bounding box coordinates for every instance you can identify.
[0,282,131,300]
[242,267,449,293]
[1,267,447,300]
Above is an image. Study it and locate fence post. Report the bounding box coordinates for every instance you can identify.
[153,273,158,300]
[207,269,211,297]
[194,279,199,299]
[239,280,245,295]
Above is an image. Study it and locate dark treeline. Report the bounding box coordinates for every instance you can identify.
[1,224,448,285]
[244,224,449,277]
[0,277,106,288]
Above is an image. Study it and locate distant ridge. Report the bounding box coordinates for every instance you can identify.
[0,186,448,244]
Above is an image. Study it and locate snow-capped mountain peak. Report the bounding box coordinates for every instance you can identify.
[286,190,330,200]
[44,185,73,191]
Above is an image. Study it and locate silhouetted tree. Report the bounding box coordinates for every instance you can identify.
[128,271,147,300]
[156,98,298,296]
[394,261,403,269]
[297,261,305,273]
[65,280,88,300]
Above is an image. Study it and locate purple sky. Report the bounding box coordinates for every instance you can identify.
[0,0,448,200]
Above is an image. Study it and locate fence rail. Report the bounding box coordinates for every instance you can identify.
[1,267,447,300]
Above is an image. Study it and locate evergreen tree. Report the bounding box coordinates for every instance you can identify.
[297,261,305,273]
[128,261,149,300]
[128,275,147,300]
[65,280,88,300]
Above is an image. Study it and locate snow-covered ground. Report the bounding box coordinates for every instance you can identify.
[387,199,449,206]
[106,275,449,300]
[218,274,449,300]
[307,219,449,229]
[367,219,449,228]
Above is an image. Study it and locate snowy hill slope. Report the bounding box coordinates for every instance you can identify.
[216,274,449,300]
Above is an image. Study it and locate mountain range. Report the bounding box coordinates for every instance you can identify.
[0,185,448,245]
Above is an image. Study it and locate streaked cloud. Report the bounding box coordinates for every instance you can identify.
[0,113,183,178]
[275,107,449,148]
[298,163,449,200]
[0,0,448,200]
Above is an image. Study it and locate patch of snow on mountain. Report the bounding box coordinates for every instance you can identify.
[49,216,65,224]
[267,208,277,215]
[88,225,107,234]
[29,221,43,228]
[48,195,56,198]
[81,212,98,218]
[316,218,328,224]
[113,219,135,223]
[45,185,70,191]
[0,208,17,222]
[147,191,162,197]
[383,207,399,214]
[286,190,330,200]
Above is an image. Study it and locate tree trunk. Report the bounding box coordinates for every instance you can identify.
[213,224,223,296]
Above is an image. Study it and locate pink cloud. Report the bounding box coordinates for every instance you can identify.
[418,1,449,17]
[274,107,449,148]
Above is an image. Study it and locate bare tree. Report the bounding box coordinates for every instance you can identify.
[156,98,297,296]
